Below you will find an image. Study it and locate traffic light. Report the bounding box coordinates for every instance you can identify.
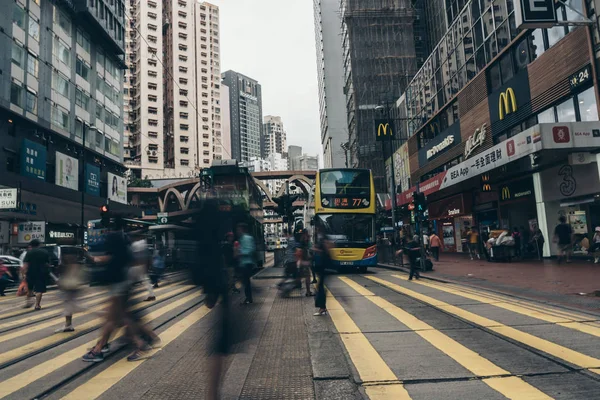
[273,195,299,221]
[481,174,491,192]
[100,204,110,227]
[413,192,426,213]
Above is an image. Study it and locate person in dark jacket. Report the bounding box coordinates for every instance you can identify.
[397,235,421,280]
[313,226,331,316]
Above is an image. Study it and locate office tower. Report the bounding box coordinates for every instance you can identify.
[263,115,287,157]
[222,70,263,163]
[313,0,347,168]
[288,145,302,171]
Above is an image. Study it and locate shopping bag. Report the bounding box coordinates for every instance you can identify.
[17,280,28,297]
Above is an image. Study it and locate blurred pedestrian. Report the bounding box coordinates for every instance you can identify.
[313,226,331,316]
[151,245,166,288]
[422,232,430,255]
[222,232,238,293]
[512,227,522,258]
[0,260,14,296]
[398,235,421,281]
[531,229,545,259]
[23,239,49,310]
[554,216,572,264]
[129,233,156,302]
[297,229,313,297]
[279,228,298,297]
[236,223,255,305]
[592,227,600,263]
[520,226,530,256]
[429,232,441,262]
[468,227,480,260]
[55,253,83,333]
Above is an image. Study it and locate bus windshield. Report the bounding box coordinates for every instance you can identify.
[319,170,371,196]
[315,214,374,243]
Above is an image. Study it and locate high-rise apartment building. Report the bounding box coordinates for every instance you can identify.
[297,154,318,171]
[124,0,222,179]
[287,145,302,171]
[220,83,232,159]
[313,0,347,169]
[0,0,137,236]
[263,116,287,157]
[222,71,263,163]
[340,0,418,191]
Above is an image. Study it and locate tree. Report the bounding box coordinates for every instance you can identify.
[128,175,153,188]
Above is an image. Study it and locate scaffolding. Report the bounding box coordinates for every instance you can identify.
[341,0,419,192]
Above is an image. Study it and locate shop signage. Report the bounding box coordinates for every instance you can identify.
[17,221,45,244]
[488,69,531,128]
[48,231,75,239]
[499,178,534,203]
[85,164,101,196]
[157,212,168,224]
[514,0,557,30]
[541,162,600,202]
[20,139,47,181]
[55,152,79,191]
[418,122,461,167]
[0,189,18,210]
[464,124,487,159]
[0,221,9,244]
[375,119,395,142]
[568,152,594,165]
[542,122,600,149]
[107,172,127,204]
[569,65,592,91]
[428,194,465,220]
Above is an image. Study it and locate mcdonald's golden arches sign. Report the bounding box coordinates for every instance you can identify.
[375,119,395,142]
[499,88,517,120]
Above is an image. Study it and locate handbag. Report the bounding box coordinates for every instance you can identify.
[17,280,28,297]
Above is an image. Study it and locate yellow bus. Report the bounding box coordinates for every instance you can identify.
[310,168,377,272]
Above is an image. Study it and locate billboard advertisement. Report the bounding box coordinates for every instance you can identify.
[17,221,45,244]
[21,139,47,181]
[85,164,101,196]
[393,143,411,194]
[55,152,79,190]
[107,172,127,204]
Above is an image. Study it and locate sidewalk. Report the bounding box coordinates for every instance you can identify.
[380,253,600,310]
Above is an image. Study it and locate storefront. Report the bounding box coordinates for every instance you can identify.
[427,194,473,253]
[46,224,78,246]
[498,177,538,232]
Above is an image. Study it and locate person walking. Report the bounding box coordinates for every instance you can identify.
[313,226,331,316]
[296,229,313,297]
[0,260,14,296]
[129,233,156,302]
[236,223,255,305]
[23,239,49,310]
[397,235,421,280]
[151,246,166,288]
[468,228,480,260]
[554,216,572,264]
[279,228,298,297]
[422,232,430,256]
[521,226,530,257]
[592,227,600,263]
[512,227,522,258]
[55,253,84,333]
[429,232,441,262]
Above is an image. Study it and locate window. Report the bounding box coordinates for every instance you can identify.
[180,112,188,119]
[29,17,39,41]
[148,35,157,43]
[148,23,157,31]
[51,106,70,131]
[76,29,91,52]
[75,88,90,111]
[556,98,576,122]
[180,101,188,107]
[148,70,158,77]
[27,54,39,77]
[75,119,84,138]
[178,32,187,39]
[180,124,189,130]
[148,94,158,102]
[148,59,157,66]
[178,44,188,51]
[96,105,104,121]
[148,119,158,126]
[13,3,26,29]
[577,87,599,122]
[148,131,158,138]
[180,147,189,154]
[11,43,24,68]
[54,37,71,68]
[179,55,188,62]
[178,22,187,29]
[499,52,514,83]
[179,89,188,96]
[180,159,189,166]
[26,89,37,114]
[179,66,187,73]
[52,72,69,97]
[56,10,71,37]
[537,107,555,123]
[97,50,105,69]
[147,12,157,19]
[148,83,157,90]
[106,137,120,156]
[148,107,158,114]
[180,136,189,142]
[10,82,23,108]
[76,58,90,80]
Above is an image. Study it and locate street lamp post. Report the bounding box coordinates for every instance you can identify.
[376,103,397,243]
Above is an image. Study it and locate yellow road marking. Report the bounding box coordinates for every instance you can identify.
[0,285,194,366]
[0,289,203,399]
[61,305,211,400]
[326,289,411,399]
[367,276,600,372]
[0,289,108,320]
[391,275,600,338]
[365,384,412,400]
[0,281,181,331]
[339,277,552,399]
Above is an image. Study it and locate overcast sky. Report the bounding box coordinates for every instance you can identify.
[210,0,322,160]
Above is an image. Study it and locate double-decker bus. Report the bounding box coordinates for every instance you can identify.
[309,168,376,272]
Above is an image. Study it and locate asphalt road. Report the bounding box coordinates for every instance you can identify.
[0,263,599,399]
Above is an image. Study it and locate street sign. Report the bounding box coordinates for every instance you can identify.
[157,212,168,225]
[514,0,557,30]
[375,119,395,142]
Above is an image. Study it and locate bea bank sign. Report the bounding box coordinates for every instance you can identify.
[514,0,557,29]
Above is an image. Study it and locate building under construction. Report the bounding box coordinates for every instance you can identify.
[340,0,420,191]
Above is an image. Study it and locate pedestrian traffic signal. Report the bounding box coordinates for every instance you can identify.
[413,192,426,213]
[100,204,110,227]
[100,205,109,213]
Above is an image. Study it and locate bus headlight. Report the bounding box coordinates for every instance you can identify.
[363,245,377,259]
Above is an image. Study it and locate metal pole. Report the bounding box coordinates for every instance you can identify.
[387,103,397,244]
[286,179,291,233]
[80,125,86,248]
[416,182,426,271]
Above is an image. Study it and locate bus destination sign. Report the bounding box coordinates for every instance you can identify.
[321,196,370,209]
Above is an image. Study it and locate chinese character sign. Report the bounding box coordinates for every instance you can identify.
[85,164,101,196]
[107,173,127,204]
[20,139,47,181]
[17,221,45,244]
[0,189,17,210]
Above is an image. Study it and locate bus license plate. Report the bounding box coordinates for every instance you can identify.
[340,262,353,266]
